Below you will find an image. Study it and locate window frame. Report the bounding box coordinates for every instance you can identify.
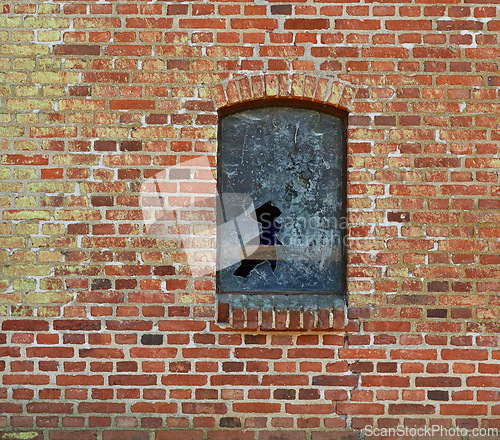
[216,98,349,302]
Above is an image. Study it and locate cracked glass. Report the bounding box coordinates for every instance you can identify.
[217,105,346,299]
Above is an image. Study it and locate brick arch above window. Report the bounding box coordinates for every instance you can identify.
[209,73,358,113]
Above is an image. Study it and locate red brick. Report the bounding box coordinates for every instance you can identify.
[27,403,73,414]
[0,403,23,413]
[284,19,329,30]
[337,403,385,415]
[156,432,203,440]
[386,20,432,30]
[390,349,437,360]
[288,348,335,359]
[338,349,386,359]
[230,19,278,30]
[285,404,334,414]
[78,403,125,414]
[235,348,283,359]
[440,404,487,416]
[162,375,207,386]
[233,403,280,413]
[27,348,74,358]
[54,320,100,331]
[130,403,177,414]
[54,45,100,55]
[110,100,155,110]
[441,349,488,361]
[336,19,381,30]
[388,404,435,414]
[364,321,411,332]
[109,375,156,386]
[182,403,227,414]
[103,432,151,440]
[416,377,461,387]
[362,376,410,388]
[50,432,97,440]
[83,72,129,83]
[467,377,500,388]
[2,320,49,331]
[207,431,252,440]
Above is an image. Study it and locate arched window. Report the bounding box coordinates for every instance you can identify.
[217,101,347,312]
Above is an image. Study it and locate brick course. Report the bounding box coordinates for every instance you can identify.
[0,0,500,437]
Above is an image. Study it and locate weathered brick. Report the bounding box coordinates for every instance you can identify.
[102,432,150,440]
[54,320,101,331]
[0,1,499,434]
[2,320,49,331]
[54,45,100,56]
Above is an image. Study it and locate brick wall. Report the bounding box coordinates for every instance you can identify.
[1,0,500,438]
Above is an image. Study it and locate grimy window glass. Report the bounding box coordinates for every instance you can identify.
[217,104,346,303]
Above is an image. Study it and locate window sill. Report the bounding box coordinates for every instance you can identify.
[217,296,348,331]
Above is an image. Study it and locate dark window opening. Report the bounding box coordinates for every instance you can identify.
[233,201,282,279]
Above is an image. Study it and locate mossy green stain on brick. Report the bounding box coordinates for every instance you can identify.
[13,169,36,179]
[53,209,101,221]
[32,72,79,84]
[27,291,72,304]
[0,237,24,248]
[4,264,51,277]
[15,196,37,208]
[0,17,21,28]
[0,44,49,56]
[23,17,70,29]
[3,433,40,439]
[27,182,74,193]
[13,279,37,291]
[41,224,65,235]
[0,126,24,137]
[3,210,50,221]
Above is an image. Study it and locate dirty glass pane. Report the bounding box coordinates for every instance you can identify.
[217,105,346,295]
